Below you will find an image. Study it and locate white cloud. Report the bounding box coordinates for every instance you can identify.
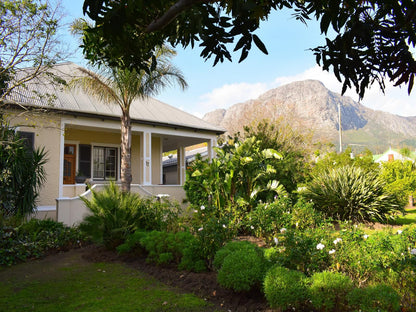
[196,82,269,115]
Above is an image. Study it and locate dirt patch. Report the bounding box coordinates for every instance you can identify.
[81,245,272,312]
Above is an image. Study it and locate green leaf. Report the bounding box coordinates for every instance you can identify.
[252,34,268,55]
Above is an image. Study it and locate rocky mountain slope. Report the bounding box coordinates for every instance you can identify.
[203,80,416,153]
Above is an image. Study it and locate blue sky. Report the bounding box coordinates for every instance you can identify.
[63,1,416,118]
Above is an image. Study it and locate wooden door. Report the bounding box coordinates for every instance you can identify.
[63,144,76,184]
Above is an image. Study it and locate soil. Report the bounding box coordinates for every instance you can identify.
[80,244,273,312]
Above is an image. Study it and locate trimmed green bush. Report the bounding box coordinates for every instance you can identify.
[212,240,257,271]
[117,229,207,272]
[214,241,267,292]
[263,265,309,311]
[217,247,266,292]
[347,284,401,312]
[309,271,353,312]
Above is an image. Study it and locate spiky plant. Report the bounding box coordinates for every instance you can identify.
[301,165,402,223]
[79,183,179,249]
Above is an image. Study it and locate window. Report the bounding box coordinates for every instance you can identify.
[17,131,35,151]
[78,144,91,178]
[93,146,118,180]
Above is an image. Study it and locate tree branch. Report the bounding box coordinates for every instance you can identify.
[145,0,211,33]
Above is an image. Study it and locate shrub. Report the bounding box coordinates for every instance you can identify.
[243,196,292,239]
[263,265,309,311]
[117,230,207,272]
[309,271,353,312]
[216,244,267,292]
[213,240,258,271]
[191,214,236,268]
[274,226,334,275]
[347,284,401,312]
[80,183,180,249]
[0,119,47,218]
[291,197,326,230]
[0,219,84,266]
[301,165,402,223]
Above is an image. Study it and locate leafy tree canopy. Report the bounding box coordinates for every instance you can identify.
[0,0,68,102]
[82,0,416,99]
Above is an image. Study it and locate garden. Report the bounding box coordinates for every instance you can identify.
[2,120,416,312]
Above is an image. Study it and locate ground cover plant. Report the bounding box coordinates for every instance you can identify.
[0,219,85,266]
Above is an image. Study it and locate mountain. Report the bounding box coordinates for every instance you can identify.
[203,80,416,153]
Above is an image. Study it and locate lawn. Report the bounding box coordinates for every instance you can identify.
[390,207,416,226]
[0,248,216,312]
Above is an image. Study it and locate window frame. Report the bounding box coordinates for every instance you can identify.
[92,145,120,181]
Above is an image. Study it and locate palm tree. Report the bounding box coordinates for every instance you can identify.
[71,47,187,192]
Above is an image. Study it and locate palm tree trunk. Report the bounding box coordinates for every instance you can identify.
[120,110,132,192]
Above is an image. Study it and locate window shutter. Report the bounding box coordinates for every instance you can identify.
[79,144,91,178]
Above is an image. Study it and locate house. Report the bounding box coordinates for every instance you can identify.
[374,148,415,163]
[3,62,225,225]
[163,146,208,184]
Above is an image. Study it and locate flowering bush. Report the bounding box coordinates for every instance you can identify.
[273,225,335,275]
[263,265,310,311]
[243,196,292,239]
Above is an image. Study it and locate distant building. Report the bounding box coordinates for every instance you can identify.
[163,146,208,184]
[374,148,415,163]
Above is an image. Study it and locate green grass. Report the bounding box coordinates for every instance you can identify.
[389,207,416,226]
[0,256,214,312]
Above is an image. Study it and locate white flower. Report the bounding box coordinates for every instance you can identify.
[363,234,369,240]
[194,209,198,213]
[200,205,205,210]
[329,249,336,255]
[316,243,325,250]
[410,248,416,255]
[250,225,254,230]
[333,238,342,245]
[397,230,403,235]
[198,227,203,232]
[280,228,287,233]
[222,224,226,228]
[273,237,279,245]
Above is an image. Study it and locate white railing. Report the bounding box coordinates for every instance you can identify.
[56,184,186,226]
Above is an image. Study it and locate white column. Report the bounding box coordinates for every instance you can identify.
[160,138,163,184]
[142,131,152,185]
[207,137,217,161]
[58,121,65,198]
[178,146,186,185]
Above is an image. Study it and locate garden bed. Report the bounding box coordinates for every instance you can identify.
[82,244,271,312]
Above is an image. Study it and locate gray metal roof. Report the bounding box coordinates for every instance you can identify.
[5,62,225,134]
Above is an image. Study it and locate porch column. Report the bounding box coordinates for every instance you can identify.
[207,138,217,161]
[142,131,152,185]
[58,121,66,198]
[177,146,186,185]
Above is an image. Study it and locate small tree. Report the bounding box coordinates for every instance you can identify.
[0,118,47,219]
[0,0,67,103]
[70,46,187,192]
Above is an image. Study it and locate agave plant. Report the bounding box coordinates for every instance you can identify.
[301,165,402,223]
